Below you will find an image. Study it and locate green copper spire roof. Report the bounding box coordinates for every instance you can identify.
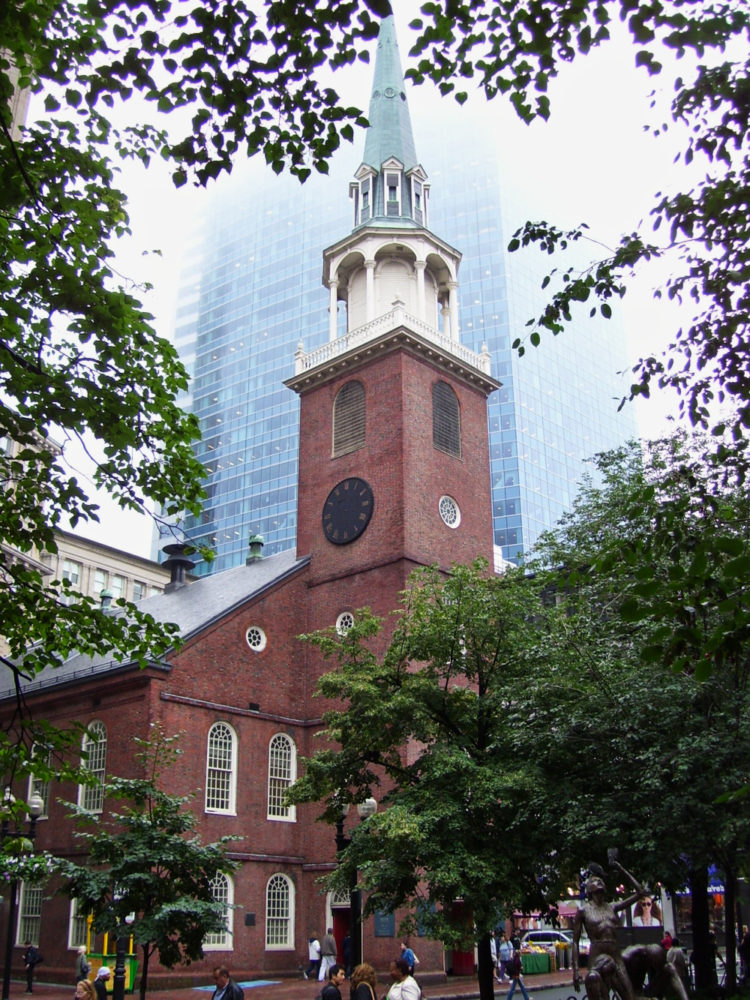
[362,14,418,172]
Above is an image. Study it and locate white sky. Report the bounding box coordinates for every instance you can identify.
[37,4,699,556]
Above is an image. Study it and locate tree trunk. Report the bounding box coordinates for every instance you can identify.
[139,944,150,1000]
[690,865,712,989]
[724,865,736,993]
[477,933,494,1000]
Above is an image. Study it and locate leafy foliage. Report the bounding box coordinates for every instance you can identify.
[58,726,238,1000]
[291,562,562,942]
[293,435,750,997]
[528,434,750,989]
[535,434,750,680]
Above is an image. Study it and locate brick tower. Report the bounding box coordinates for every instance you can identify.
[286,15,499,618]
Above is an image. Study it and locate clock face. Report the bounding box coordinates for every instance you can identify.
[322,477,374,545]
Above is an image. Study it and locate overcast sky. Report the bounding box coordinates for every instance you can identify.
[39,4,697,556]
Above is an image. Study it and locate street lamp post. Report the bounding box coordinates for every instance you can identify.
[335,798,377,971]
[112,913,134,1000]
[1,791,45,1000]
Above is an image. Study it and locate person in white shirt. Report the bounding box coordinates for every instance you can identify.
[304,935,321,980]
[386,959,420,1000]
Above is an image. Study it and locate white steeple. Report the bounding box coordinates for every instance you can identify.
[292,14,492,382]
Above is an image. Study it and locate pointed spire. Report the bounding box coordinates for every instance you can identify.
[362,14,418,173]
[349,14,430,232]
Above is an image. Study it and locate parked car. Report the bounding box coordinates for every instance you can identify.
[520,929,590,959]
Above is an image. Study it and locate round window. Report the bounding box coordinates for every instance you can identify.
[245,625,267,652]
[439,495,461,529]
[336,612,355,635]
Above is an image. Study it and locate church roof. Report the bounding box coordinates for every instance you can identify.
[361,14,419,175]
[1,548,308,700]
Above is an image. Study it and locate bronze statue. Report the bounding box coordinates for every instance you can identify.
[623,944,690,1000]
[572,860,646,1000]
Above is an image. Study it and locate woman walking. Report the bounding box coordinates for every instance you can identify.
[506,951,532,1000]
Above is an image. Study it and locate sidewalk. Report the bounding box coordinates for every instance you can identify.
[23,969,573,1000]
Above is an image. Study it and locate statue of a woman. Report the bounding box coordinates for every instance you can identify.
[573,861,646,1000]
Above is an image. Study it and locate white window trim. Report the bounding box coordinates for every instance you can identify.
[336,611,354,636]
[267,733,297,823]
[265,873,295,951]
[78,721,107,814]
[204,872,235,951]
[439,495,462,529]
[17,882,42,946]
[68,897,89,950]
[246,625,267,652]
[205,722,238,816]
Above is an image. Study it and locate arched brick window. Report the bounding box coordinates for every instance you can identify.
[265,873,294,949]
[333,381,365,456]
[204,871,234,949]
[267,733,296,822]
[78,721,107,813]
[205,722,237,814]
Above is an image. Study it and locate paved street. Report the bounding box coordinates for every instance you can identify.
[16,968,574,1000]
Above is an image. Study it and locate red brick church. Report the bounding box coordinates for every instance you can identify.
[0,14,498,988]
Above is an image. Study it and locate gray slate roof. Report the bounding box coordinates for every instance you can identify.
[1,548,308,702]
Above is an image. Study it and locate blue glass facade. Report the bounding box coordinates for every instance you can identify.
[172,105,637,573]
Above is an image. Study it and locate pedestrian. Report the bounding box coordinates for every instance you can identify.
[94,966,110,1000]
[739,926,750,985]
[400,943,418,976]
[305,934,322,980]
[211,966,244,1000]
[75,946,90,983]
[75,982,96,1000]
[22,941,41,993]
[350,963,377,1000]
[666,938,689,991]
[707,932,725,986]
[320,964,346,1000]
[343,934,352,978]
[498,931,513,983]
[386,959,420,1000]
[506,950,532,1000]
[319,927,338,981]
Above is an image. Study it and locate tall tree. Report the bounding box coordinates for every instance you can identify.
[290,561,567,1000]
[290,434,750,998]
[529,433,750,989]
[59,726,238,1000]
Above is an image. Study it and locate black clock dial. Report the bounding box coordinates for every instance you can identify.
[322,477,374,545]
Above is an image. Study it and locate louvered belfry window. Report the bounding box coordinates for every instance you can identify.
[433,381,461,457]
[333,380,365,456]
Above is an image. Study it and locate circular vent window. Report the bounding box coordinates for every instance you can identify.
[336,612,355,635]
[246,625,267,652]
[439,495,461,529]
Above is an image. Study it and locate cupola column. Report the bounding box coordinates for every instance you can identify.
[415,259,426,322]
[441,297,451,339]
[328,279,339,341]
[365,260,376,322]
[449,280,460,341]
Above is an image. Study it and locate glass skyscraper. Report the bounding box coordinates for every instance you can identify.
[171,74,637,574]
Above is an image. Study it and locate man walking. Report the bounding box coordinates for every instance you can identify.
[211,967,244,1000]
[23,942,41,994]
[319,928,337,982]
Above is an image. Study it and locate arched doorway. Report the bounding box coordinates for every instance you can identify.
[330,888,351,970]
